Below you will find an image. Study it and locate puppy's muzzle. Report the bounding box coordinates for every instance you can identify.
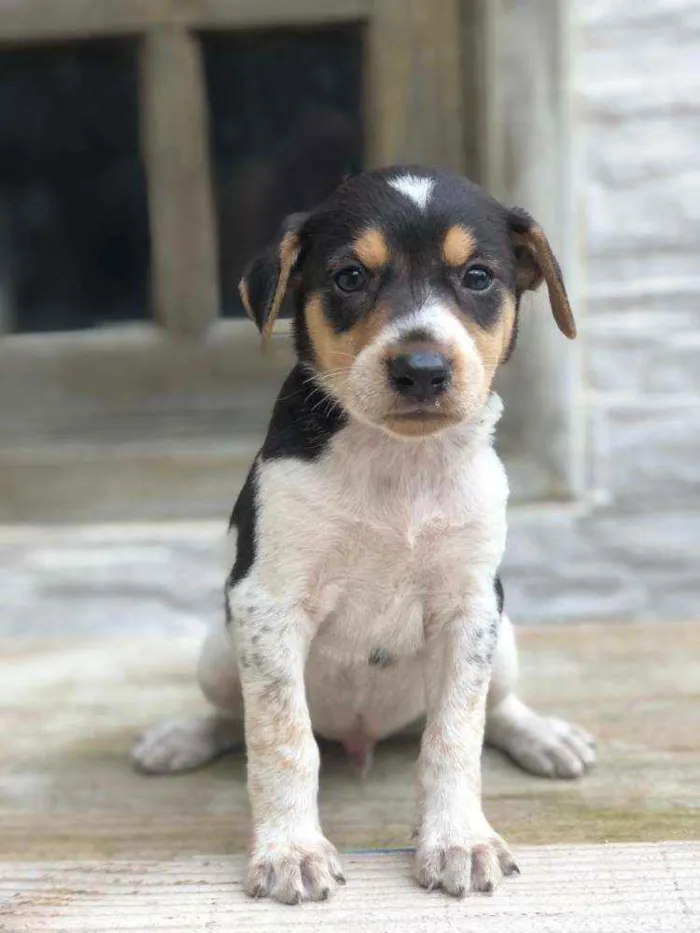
[388,350,452,403]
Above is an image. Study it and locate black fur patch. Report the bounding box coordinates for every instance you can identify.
[495,576,505,615]
[225,465,258,613]
[224,366,345,620]
[260,363,347,462]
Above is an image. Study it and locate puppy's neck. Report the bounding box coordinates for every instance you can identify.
[345,391,502,452]
[325,392,503,496]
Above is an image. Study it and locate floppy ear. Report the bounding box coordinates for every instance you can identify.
[508,207,577,340]
[238,212,308,343]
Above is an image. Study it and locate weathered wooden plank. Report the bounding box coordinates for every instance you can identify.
[0,0,370,45]
[140,28,219,337]
[0,0,167,43]
[0,447,256,523]
[0,323,293,443]
[3,845,699,931]
[459,0,497,184]
[171,0,372,29]
[366,0,465,171]
[0,622,698,860]
[487,0,582,501]
[0,322,293,521]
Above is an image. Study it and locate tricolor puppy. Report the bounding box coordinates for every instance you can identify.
[133,168,595,904]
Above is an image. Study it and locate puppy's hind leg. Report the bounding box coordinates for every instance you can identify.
[485,613,596,779]
[132,629,244,775]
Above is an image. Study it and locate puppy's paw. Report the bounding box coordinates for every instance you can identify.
[486,696,595,779]
[131,716,242,774]
[246,835,345,905]
[415,835,518,897]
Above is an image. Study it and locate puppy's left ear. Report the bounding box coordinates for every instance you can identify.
[238,212,308,343]
[508,207,577,339]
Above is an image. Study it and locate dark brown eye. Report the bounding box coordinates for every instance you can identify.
[463,266,493,291]
[334,266,366,293]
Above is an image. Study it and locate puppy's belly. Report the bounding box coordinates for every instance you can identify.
[304,580,429,741]
[300,531,439,741]
[305,648,427,742]
[313,586,427,662]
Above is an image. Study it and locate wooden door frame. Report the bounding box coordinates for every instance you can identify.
[0,0,468,340]
[485,0,584,502]
[0,0,475,521]
[0,0,581,520]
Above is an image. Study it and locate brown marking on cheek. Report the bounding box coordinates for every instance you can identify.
[442,225,476,267]
[443,293,515,408]
[350,300,393,355]
[352,227,390,270]
[463,294,516,382]
[305,293,392,376]
[305,293,356,375]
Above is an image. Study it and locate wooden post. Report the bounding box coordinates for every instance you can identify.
[366,0,465,172]
[140,27,220,337]
[485,0,582,500]
[0,0,166,42]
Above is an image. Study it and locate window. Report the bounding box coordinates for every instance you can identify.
[203,28,363,317]
[0,41,149,333]
[0,0,579,520]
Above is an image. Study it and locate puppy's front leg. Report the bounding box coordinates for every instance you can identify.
[233,600,344,904]
[416,588,519,896]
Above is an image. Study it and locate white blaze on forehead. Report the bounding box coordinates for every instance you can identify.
[388,174,435,210]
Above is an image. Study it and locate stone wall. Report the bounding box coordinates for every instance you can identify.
[502,0,700,622]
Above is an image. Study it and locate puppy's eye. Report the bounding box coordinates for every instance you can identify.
[462,266,493,291]
[334,266,366,293]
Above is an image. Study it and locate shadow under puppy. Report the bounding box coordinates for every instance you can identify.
[133,168,595,904]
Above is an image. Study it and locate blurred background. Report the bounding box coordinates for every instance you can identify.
[1,0,698,628]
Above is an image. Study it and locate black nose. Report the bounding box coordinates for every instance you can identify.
[389,351,452,401]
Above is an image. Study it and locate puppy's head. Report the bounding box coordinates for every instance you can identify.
[240,168,576,439]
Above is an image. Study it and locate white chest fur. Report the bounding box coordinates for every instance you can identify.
[233,395,509,665]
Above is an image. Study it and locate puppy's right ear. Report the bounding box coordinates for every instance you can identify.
[238,212,308,343]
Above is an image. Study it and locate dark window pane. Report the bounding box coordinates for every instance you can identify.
[0,41,150,333]
[203,28,363,317]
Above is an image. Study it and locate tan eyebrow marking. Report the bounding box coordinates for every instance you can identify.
[352,227,390,270]
[442,225,476,267]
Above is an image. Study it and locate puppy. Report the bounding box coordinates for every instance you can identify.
[133,168,595,904]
